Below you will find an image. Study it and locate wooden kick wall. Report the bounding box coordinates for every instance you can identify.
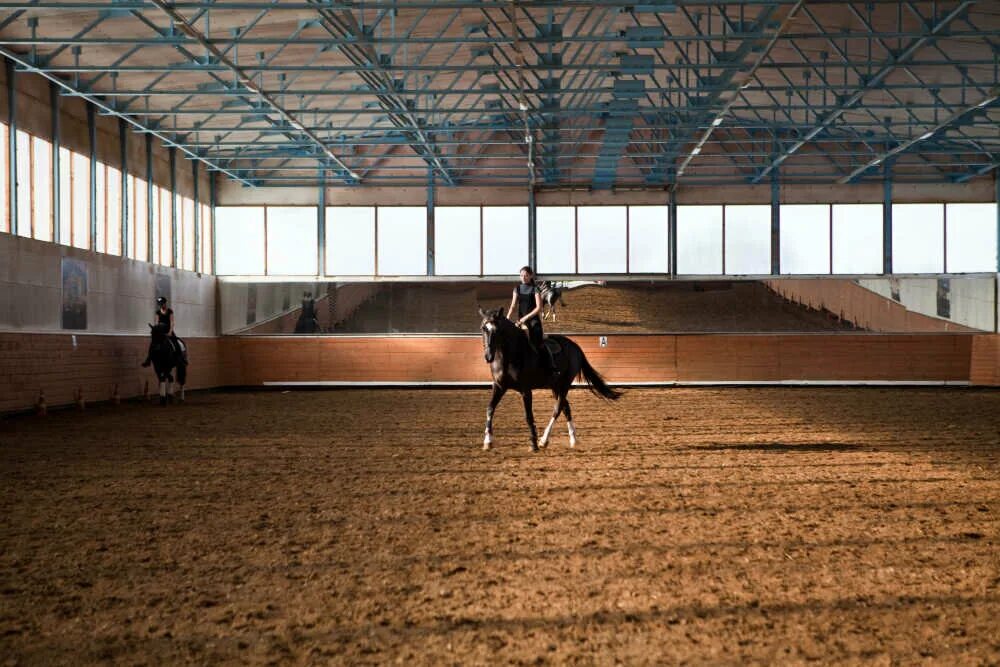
[3,332,999,415]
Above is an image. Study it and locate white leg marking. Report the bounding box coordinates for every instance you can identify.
[567,420,578,448]
[483,430,493,450]
[540,417,556,447]
[159,382,167,398]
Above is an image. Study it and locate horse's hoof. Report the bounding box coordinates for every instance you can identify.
[569,439,578,448]
[482,442,491,451]
[530,443,539,453]
[539,439,548,448]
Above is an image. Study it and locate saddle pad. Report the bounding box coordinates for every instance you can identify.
[543,338,562,356]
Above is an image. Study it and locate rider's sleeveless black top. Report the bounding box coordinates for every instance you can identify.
[156,308,173,328]
[516,284,540,324]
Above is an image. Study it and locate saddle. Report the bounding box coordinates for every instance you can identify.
[543,338,562,358]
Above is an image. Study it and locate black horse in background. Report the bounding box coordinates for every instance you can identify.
[478,307,621,452]
[148,322,187,405]
[538,280,566,321]
[294,291,321,333]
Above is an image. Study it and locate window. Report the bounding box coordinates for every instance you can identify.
[377,206,426,275]
[0,122,7,233]
[780,204,830,274]
[95,163,106,253]
[536,206,575,274]
[326,207,375,275]
[482,206,528,275]
[676,205,722,274]
[106,166,122,256]
[130,175,148,262]
[200,202,212,274]
[945,203,996,273]
[150,184,161,263]
[724,205,770,275]
[578,206,627,273]
[15,130,30,238]
[158,185,173,266]
[215,206,265,275]
[71,151,89,249]
[267,206,317,275]
[628,206,668,274]
[893,203,943,273]
[435,207,481,275]
[832,204,882,274]
[181,196,196,271]
[32,137,53,242]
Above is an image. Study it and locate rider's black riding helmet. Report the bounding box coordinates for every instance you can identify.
[156,296,168,307]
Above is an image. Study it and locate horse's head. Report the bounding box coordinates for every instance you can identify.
[477,306,507,363]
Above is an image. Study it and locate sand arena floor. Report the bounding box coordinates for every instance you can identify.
[1,387,999,664]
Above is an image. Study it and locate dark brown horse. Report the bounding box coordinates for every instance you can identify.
[478,307,622,452]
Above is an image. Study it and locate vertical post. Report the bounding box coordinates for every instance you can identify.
[87,102,96,250]
[770,168,780,275]
[209,172,217,274]
[528,187,537,269]
[668,188,677,277]
[426,166,435,276]
[883,157,893,275]
[192,159,199,271]
[169,146,177,267]
[51,81,60,243]
[145,134,153,262]
[119,119,127,257]
[7,59,17,236]
[317,172,326,276]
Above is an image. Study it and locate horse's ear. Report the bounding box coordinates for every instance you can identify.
[493,307,504,318]
[477,305,487,318]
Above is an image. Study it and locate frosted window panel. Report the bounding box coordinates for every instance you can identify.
[182,197,196,270]
[578,206,626,273]
[536,206,575,274]
[676,205,722,274]
[780,205,830,274]
[832,204,882,274]
[946,203,997,273]
[159,187,173,266]
[150,186,161,263]
[0,122,7,233]
[95,164,106,253]
[377,206,426,275]
[215,206,265,275]
[482,206,528,275]
[724,205,771,275]
[71,151,90,249]
[201,203,212,274]
[628,206,668,273]
[15,130,30,238]
[106,167,122,256]
[326,207,375,275]
[893,203,943,273]
[32,137,53,242]
[267,206,317,275]
[132,177,148,261]
[58,150,72,246]
[435,207,481,275]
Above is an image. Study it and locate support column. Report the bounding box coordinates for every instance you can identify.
[145,134,153,262]
[87,102,96,249]
[883,157,894,275]
[192,159,199,271]
[426,166,435,276]
[169,147,177,267]
[770,167,780,275]
[51,81,60,243]
[528,187,537,269]
[668,188,677,277]
[7,59,16,236]
[317,172,326,276]
[119,119,128,257]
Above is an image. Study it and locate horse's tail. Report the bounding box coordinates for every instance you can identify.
[577,349,623,401]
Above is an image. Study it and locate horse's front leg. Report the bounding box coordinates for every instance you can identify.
[484,384,506,450]
[522,390,538,452]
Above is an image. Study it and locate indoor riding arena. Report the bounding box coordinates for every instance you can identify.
[1,1,999,664]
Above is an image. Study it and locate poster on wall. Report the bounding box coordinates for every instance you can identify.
[61,257,88,330]
[155,272,172,305]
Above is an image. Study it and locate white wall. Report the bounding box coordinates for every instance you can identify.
[857,276,998,332]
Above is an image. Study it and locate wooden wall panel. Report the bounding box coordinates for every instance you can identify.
[970,335,1000,386]
[0,333,234,414]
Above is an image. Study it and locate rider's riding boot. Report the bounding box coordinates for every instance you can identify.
[141,356,151,368]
